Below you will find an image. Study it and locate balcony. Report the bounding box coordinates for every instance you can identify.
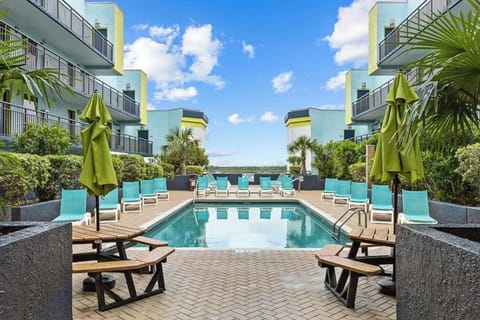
[0,0,114,71]
[0,101,152,157]
[352,69,419,122]
[0,22,140,121]
[378,0,465,70]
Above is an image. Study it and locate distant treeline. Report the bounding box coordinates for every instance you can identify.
[207,166,287,174]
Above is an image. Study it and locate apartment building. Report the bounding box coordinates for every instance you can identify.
[345,0,472,138]
[0,0,152,156]
[284,107,345,174]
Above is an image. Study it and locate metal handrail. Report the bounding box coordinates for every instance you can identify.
[0,101,152,156]
[332,208,368,241]
[27,0,113,61]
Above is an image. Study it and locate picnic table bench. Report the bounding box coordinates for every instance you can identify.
[73,246,175,311]
[315,244,382,308]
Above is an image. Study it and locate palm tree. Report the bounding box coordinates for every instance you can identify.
[287,136,318,175]
[0,6,73,108]
[161,127,200,175]
[398,0,480,150]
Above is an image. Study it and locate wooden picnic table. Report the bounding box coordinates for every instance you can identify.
[347,226,396,296]
[72,224,145,262]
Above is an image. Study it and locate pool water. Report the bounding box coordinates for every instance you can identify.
[144,202,349,249]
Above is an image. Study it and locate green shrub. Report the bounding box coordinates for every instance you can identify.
[455,143,480,204]
[0,152,29,205]
[289,165,301,174]
[160,163,175,179]
[186,165,204,175]
[118,154,146,182]
[12,123,75,155]
[348,162,366,182]
[144,162,163,179]
[332,140,362,179]
[313,143,335,178]
[112,156,125,184]
[37,155,83,201]
[16,153,50,202]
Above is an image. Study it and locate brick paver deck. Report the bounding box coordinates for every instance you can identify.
[73,190,396,319]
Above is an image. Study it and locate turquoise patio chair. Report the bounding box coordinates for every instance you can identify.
[321,178,338,200]
[280,175,296,197]
[347,182,369,212]
[53,189,91,225]
[370,184,394,224]
[333,180,351,206]
[196,176,209,197]
[215,176,230,197]
[154,177,170,200]
[237,176,250,197]
[400,190,437,224]
[140,179,158,206]
[260,176,273,197]
[121,181,142,212]
[98,187,120,223]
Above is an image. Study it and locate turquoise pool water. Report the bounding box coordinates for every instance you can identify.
[144,202,349,249]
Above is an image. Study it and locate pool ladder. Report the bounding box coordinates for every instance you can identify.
[332,207,368,241]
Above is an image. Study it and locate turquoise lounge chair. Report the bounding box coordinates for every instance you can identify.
[370,184,394,224]
[140,179,158,206]
[121,181,142,212]
[154,177,170,200]
[237,176,250,197]
[333,180,351,206]
[215,176,229,197]
[321,178,338,200]
[280,175,296,197]
[260,176,273,197]
[53,189,91,225]
[196,176,209,196]
[347,182,369,212]
[400,190,437,224]
[98,187,120,223]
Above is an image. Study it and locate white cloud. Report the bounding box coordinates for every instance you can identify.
[132,24,148,31]
[207,150,237,157]
[260,112,279,122]
[324,0,374,67]
[154,86,198,101]
[228,113,253,124]
[124,24,223,101]
[326,70,347,91]
[242,40,255,59]
[272,71,293,93]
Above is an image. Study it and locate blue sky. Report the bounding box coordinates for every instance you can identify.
[97,0,377,166]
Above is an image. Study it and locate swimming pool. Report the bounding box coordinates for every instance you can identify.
[144,202,349,249]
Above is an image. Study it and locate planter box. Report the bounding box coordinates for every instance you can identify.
[10,200,60,222]
[397,224,480,320]
[0,222,72,319]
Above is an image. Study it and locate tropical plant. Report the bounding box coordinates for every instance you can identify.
[0,6,74,108]
[287,136,318,175]
[398,0,480,151]
[313,143,336,178]
[12,123,75,155]
[161,127,200,175]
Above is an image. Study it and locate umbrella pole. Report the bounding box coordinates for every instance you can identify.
[95,195,100,231]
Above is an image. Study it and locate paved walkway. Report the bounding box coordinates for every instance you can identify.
[73,190,396,320]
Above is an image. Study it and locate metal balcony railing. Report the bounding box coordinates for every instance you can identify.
[0,101,152,156]
[352,69,420,118]
[378,0,461,62]
[27,0,113,61]
[0,23,140,118]
[344,130,380,144]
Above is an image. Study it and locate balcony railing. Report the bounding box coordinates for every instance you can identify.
[378,0,461,62]
[352,69,420,118]
[0,23,140,118]
[28,0,113,61]
[345,130,380,144]
[0,101,152,157]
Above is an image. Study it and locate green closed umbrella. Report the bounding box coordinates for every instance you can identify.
[371,71,424,229]
[79,91,118,231]
[370,71,423,296]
